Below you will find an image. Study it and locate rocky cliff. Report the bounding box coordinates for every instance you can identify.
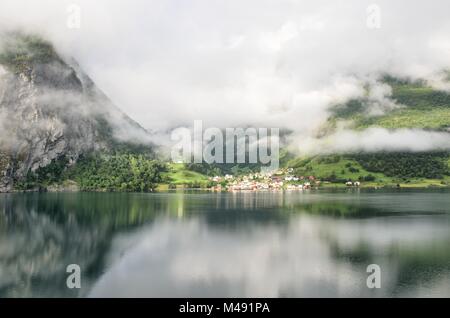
[0,33,151,192]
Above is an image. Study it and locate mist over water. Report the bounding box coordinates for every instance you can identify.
[1,190,449,298]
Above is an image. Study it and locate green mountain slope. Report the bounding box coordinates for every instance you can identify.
[286,153,450,188]
[330,76,450,130]
[286,76,450,187]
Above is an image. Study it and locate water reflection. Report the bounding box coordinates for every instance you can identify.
[0,190,449,297]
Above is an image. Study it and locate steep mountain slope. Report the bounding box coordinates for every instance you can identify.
[0,33,152,192]
[286,76,450,187]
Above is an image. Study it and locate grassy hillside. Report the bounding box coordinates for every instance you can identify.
[164,153,450,189]
[290,76,450,188]
[288,155,390,183]
[287,154,450,188]
[159,163,210,189]
[331,77,450,130]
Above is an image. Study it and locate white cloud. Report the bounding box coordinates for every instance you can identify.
[1,0,450,152]
[296,128,450,154]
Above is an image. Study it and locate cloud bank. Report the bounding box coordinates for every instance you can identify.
[296,128,450,155]
[1,0,450,152]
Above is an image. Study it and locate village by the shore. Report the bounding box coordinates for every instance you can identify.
[208,168,361,192]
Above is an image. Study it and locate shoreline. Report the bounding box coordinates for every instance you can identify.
[1,183,449,194]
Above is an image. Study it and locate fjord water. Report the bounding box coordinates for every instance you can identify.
[0,190,449,298]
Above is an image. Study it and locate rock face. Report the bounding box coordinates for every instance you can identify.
[0,33,150,192]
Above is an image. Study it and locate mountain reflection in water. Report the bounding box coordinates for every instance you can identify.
[0,190,449,297]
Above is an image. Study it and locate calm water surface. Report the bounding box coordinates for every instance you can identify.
[0,189,449,297]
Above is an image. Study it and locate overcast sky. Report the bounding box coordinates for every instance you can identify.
[1,0,450,151]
